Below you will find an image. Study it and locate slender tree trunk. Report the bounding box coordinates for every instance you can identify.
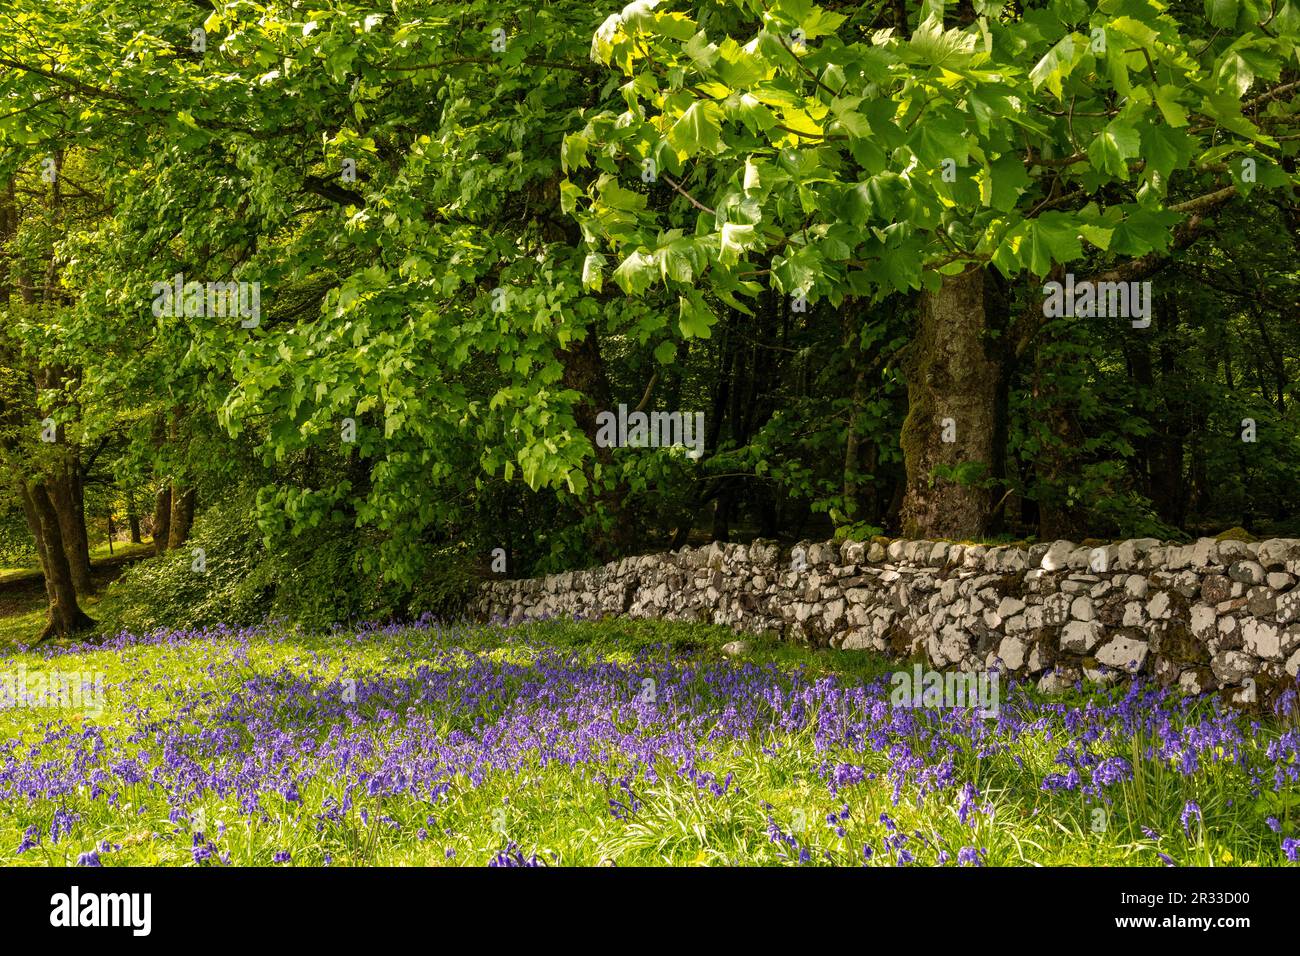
[843,311,867,521]
[899,266,1005,539]
[168,485,195,549]
[153,486,172,555]
[127,494,143,544]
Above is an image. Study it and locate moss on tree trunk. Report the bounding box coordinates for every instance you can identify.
[899,266,1006,539]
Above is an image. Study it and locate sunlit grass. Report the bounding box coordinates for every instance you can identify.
[0,617,1295,867]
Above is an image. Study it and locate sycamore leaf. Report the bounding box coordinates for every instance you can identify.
[678,293,717,338]
[987,154,1031,212]
[1205,0,1239,29]
[1087,120,1141,178]
[581,253,605,291]
[613,250,657,295]
[909,14,977,69]
[1140,124,1194,183]
[719,222,758,265]
[667,101,723,157]
[1029,33,1085,99]
[1154,85,1189,127]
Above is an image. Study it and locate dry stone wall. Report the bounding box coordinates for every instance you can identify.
[477,537,1300,702]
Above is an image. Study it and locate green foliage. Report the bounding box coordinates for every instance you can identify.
[0,0,1295,621]
[96,498,272,636]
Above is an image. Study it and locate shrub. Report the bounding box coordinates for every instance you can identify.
[95,497,273,636]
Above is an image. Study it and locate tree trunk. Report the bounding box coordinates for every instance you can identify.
[899,266,1005,539]
[21,481,94,642]
[558,331,634,559]
[168,485,196,549]
[847,308,868,522]
[127,495,143,544]
[153,486,172,555]
[48,459,93,595]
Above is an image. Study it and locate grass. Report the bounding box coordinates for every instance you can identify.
[0,616,1296,867]
[0,540,154,649]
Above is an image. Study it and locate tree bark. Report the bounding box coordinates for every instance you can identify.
[127,495,143,544]
[168,485,196,549]
[48,456,93,594]
[153,485,172,555]
[21,481,94,641]
[899,266,1005,539]
[558,331,634,559]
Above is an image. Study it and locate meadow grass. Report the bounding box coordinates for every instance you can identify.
[0,617,1295,867]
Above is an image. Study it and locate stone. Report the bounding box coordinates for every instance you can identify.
[996,635,1029,670]
[1216,539,1250,563]
[1124,575,1149,599]
[1096,635,1149,672]
[1201,575,1233,604]
[1083,659,1119,684]
[807,541,835,566]
[1041,540,1074,571]
[1146,591,1172,620]
[1240,620,1282,661]
[721,640,750,657]
[1070,596,1095,622]
[996,596,1026,618]
[1227,560,1265,586]
[1278,588,1300,625]
[1247,588,1277,617]
[1061,620,1102,654]
[1266,572,1293,591]
[1190,604,1216,639]
[840,629,872,651]
[1116,538,1160,570]
[1258,539,1299,570]
[999,549,1028,572]
[1188,538,1217,569]
[1211,650,1253,683]
[1037,669,1078,695]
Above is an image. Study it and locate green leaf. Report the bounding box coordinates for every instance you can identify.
[1205,0,1239,28]
[909,14,977,68]
[718,222,758,266]
[581,253,605,291]
[667,101,723,157]
[1140,124,1194,183]
[678,293,717,338]
[1087,120,1140,178]
[987,154,1031,213]
[1030,33,1085,99]
[613,250,657,295]
[1010,213,1084,275]
[561,133,588,172]
[1154,86,1189,128]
